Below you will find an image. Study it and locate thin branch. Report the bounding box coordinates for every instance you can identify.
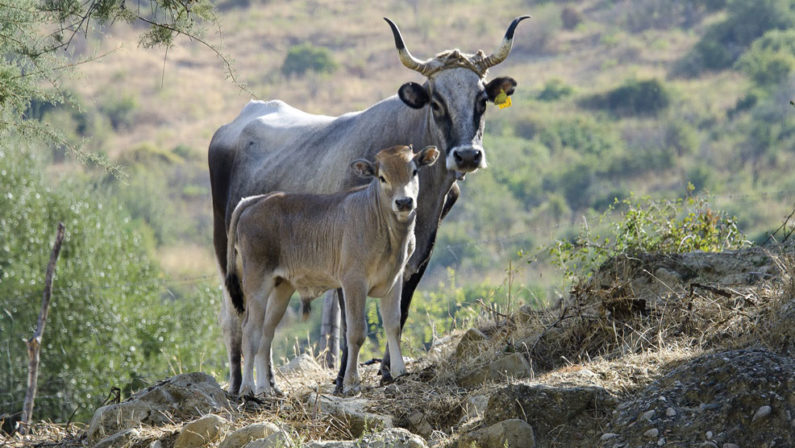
[19,223,66,435]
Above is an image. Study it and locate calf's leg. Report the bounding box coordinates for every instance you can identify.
[341,282,367,395]
[256,281,293,396]
[381,281,406,379]
[239,286,266,397]
[334,288,348,395]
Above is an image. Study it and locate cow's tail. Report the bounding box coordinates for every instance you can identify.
[301,298,312,321]
[225,195,264,314]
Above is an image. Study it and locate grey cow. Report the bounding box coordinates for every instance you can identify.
[225,145,439,396]
[210,16,528,394]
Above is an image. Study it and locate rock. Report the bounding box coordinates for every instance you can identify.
[360,428,427,448]
[174,414,230,448]
[277,353,324,377]
[723,444,740,448]
[641,409,655,421]
[406,411,433,438]
[458,394,490,424]
[306,393,392,437]
[87,373,231,442]
[94,428,139,448]
[458,419,535,448]
[219,422,281,448]
[644,428,658,438]
[666,407,676,417]
[604,348,794,447]
[457,353,532,387]
[454,328,488,360]
[485,383,615,446]
[243,430,293,448]
[752,405,772,422]
[600,433,618,441]
[303,428,425,448]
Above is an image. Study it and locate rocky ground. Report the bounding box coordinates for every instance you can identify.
[2,245,794,448]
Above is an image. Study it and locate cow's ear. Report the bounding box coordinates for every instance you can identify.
[398,82,430,109]
[485,76,517,102]
[415,145,439,167]
[351,159,377,178]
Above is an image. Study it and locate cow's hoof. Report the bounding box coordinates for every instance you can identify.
[333,383,344,396]
[239,383,255,397]
[380,371,394,385]
[342,384,361,396]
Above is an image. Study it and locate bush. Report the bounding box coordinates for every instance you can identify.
[735,29,795,87]
[583,79,670,117]
[0,147,223,422]
[281,43,337,76]
[674,0,794,76]
[549,192,747,281]
[561,7,583,30]
[537,79,574,102]
[99,93,137,131]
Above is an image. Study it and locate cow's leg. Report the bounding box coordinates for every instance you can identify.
[318,290,340,368]
[341,282,367,395]
[381,281,406,380]
[256,281,293,396]
[334,288,348,395]
[220,291,243,395]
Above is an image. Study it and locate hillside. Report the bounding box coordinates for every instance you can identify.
[2,0,795,430]
[4,244,793,447]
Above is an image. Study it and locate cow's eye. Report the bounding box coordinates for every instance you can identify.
[431,101,442,113]
[379,175,387,183]
[412,169,418,177]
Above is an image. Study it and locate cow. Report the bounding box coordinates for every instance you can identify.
[210,16,529,395]
[225,145,439,396]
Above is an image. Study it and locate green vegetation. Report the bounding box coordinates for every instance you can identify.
[3,0,795,426]
[282,44,338,76]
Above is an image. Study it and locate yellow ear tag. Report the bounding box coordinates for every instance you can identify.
[495,89,512,109]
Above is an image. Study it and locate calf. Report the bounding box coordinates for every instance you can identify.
[224,145,439,396]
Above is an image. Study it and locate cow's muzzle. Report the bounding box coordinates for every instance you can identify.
[394,197,414,212]
[448,146,486,172]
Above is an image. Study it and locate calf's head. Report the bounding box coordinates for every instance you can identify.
[351,145,439,222]
[386,16,529,174]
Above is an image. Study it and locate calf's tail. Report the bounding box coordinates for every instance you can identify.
[225,195,264,314]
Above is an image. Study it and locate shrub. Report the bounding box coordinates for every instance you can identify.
[561,7,583,30]
[549,192,747,281]
[99,93,137,131]
[674,0,794,76]
[735,29,795,87]
[583,79,670,117]
[281,43,337,76]
[0,147,223,422]
[537,78,574,101]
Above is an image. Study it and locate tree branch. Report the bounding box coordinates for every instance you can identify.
[19,222,65,435]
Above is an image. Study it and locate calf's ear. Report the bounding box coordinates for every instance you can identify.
[416,145,439,167]
[485,76,517,102]
[399,82,430,109]
[351,159,377,178]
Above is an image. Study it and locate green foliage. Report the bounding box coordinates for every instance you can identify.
[99,93,138,131]
[0,147,223,422]
[281,44,338,76]
[584,79,670,117]
[549,192,747,281]
[675,0,795,76]
[735,29,795,87]
[537,79,574,102]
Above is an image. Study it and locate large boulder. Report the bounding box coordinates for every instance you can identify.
[485,383,616,446]
[600,348,794,447]
[87,372,231,442]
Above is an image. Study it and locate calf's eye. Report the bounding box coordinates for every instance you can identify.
[379,176,387,183]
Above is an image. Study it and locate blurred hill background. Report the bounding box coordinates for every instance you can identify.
[1,0,793,423]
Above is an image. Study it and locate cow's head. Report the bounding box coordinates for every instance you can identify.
[351,145,439,222]
[386,16,529,174]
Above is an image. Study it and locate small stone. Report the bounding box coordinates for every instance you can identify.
[706,431,713,440]
[752,405,772,422]
[175,414,229,448]
[657,438,666,446]
[665,407,676,417]
[723,444,740,448]
[219,423,280,448]
[642,410,655,421]
[243,430,292,448]
[644,428,659,438]
[600,433,619,441]
[383,384,399,397]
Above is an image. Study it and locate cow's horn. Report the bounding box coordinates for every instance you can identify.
[384,17,433,76]
[479,15,531,70]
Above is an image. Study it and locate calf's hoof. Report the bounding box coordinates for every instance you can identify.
[342,383,361,396]
[238,383,255,397]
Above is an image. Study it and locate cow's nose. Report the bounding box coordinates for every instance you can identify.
[395,198,414,211]
[454,148,483,170]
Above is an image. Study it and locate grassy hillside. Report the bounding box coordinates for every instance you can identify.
[4,0,794,423]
